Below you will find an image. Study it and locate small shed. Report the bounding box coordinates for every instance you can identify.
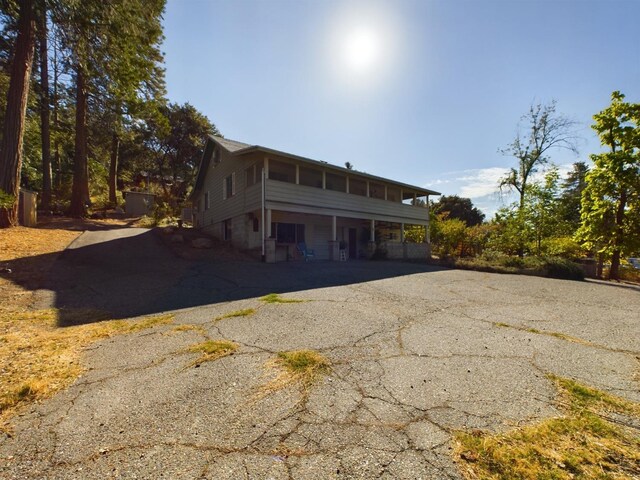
[124,191,155,217]
[18,189,37,227]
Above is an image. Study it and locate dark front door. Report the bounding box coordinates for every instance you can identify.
[348,228,357,259]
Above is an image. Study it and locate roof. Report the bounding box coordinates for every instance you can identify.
[191,135,441,199]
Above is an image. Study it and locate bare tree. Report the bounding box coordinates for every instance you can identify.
[500,101,579,211]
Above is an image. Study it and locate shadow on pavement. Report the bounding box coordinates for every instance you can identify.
[1,229,444,327]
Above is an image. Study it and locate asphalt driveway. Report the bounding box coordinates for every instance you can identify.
[1,228,639,479]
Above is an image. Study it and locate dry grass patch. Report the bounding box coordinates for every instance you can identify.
[0,309,175,432]
[260,293,304,304]
[185,340,238,366]
[455,375,640,480]
[259,350,331,398]
[214,308,256,321]
[171,324,206,334]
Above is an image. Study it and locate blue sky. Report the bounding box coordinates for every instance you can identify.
[162,0,640,217]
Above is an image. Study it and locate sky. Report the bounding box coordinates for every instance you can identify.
[161,0,640,217]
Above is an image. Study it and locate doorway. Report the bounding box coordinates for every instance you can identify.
[348,228,357,259]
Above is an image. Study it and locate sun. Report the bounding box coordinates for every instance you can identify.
[343,27,379,73]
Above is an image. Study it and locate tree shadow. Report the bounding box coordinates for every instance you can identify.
[0,229,444,327]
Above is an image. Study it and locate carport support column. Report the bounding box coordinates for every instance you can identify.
[367,219,376,259]
[265,209,276,263]
[329,215,339,261]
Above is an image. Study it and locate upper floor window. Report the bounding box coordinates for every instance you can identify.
[299,166,323,188]
[204,191,210,210]
[269,159,296,183]
[349,177,367,196]
[369,182,385,199]
[246,164,256,187]
[326,172,346,192]
[223,172,235,199]
[387,187,400,202]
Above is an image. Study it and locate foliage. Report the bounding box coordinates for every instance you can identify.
[403,224,425,243]
[576,91,640,280]
[432,195,485,226]
[0,189,14,209]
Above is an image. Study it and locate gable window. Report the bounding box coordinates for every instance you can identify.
[204,191,210,210]
[223,172,235,199]
[212,147,221,165]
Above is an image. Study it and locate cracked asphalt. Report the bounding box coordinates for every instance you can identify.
[2,228,639,479]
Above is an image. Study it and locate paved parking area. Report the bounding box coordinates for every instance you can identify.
[2,229,639,479]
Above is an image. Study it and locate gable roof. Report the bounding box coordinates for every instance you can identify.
[191,135,441,199]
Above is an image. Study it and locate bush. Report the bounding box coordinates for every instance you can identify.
[540,236,586,259]
[539,257,584,280]
[0,189,15,209]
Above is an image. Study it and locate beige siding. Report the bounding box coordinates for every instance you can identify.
[196,150,262,229]
[265,179,428,224]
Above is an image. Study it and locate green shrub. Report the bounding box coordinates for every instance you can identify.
[540,257,584,280]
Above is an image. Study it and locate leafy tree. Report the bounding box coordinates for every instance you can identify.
[432,195,484,226]
[557,161,588,230]
[0,0,36,227]
[577,91,640,280]
[525,167,561,255]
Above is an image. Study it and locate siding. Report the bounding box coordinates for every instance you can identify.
[265,179,428,225]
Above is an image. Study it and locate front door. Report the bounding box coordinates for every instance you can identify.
[348,228,357,259]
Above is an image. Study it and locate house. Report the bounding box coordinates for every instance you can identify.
[190,135,440,262]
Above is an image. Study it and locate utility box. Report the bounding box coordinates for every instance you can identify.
[124,191,155,217]
[18,189,37,227]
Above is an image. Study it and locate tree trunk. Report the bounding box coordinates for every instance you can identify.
[39,10,52,213]
[69,67,89,217]
[0,0,36,227]
[108,132,119,207]
[608,190,627,281]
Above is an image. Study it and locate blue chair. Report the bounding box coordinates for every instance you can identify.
[296,242,315,261]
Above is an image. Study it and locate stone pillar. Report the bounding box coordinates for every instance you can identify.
[266,209,272,237]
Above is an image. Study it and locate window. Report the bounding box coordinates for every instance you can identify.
[268,160,296,183]
[253,217,259,232]
[246,164,256,187]
[370,182,385,199]
[299,166,323,188]
[223,172,235,199]
[204,192,210,210]
[387,187,400,202]
[349,178,367,196]
[271,222,305,244]
[223,218,232,240]
[212,147,221,165]
[326,172,346,192]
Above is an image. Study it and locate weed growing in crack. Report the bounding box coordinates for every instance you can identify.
[171,324,206,334]
[214,308,256,321]
[260,293,304,304]
[185,340,239,367]
[455,375,640,480]
[257,350,331,400]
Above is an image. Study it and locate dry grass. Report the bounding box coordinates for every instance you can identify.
[0,310,175,432]
[184,339,239,366]
[214,308,256,321]
[260,293,304,304]
[455,375,640,480]
[259,350,331,398]
[0,221,174,433]
[171,324,206,334]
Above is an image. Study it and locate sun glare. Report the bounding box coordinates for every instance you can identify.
[344,28,379,73]
[325,3,403,91]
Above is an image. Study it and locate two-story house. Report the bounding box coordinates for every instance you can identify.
[190,136,440,262]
